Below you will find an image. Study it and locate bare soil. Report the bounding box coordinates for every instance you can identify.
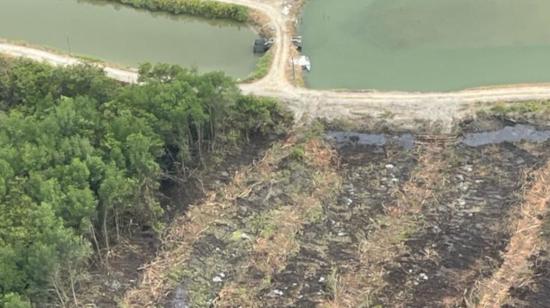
[259,140,418,307]
[508,250,550,308]
[73,117,550,308]
[382,144,541,306]
[501,188,550,308]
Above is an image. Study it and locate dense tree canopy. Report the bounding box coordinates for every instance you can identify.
[0,57,290,305]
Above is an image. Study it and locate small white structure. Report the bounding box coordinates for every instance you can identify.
[294,55,311,72]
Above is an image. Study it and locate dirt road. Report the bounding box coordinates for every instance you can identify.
[3,0,550,130]
[220,0,550,129]
[0,43,139,83]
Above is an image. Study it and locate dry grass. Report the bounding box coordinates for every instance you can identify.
[475,161,550,307]
[321,145,446,307]
[252,207,302,273]
[122,180,243,306]
[216,284,260,308]
[215,138,341,306]
[121,136,296,306]
[304,138,336,170]
[249,9,274,38]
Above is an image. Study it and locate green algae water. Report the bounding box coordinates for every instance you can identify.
[0,0,257,78]
[300,0,550,91]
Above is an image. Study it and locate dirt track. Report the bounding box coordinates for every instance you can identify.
[4,0,550,130]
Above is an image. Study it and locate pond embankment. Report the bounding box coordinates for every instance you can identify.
[0,0,258,77]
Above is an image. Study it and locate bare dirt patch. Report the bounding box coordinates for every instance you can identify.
[172,137,341,307]
[323,143,448,307]
[81,119,550,307]
[257,133,419,307]
[378,131,549,307]
[122,136,293,306]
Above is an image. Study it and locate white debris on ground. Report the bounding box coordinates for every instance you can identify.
[272,289,284,296]
[212,273,225,283]
[292,55,311,72]
[282,5,290,16]
[281,0,294,16]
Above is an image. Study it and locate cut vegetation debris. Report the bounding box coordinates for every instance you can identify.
[123,129,341,307]
[121,118,550,307]
[476,160,550,307]
[321,144,446,307]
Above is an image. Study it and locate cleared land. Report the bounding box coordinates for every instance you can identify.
[103,117,550,307]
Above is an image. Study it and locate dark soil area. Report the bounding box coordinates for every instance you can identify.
[505,216,550,308]
[381,142,542,307]
[162,137,278,215]
[164,137,334,307]
[117,120,550,307]
[259,140,418,307]
[264,123,550,307]
[507,251,550,308]
[79,137,277,307]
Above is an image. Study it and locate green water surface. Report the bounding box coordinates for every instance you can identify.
[0,0,258,77]
[300,0,550,91]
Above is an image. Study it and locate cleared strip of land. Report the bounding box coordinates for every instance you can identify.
[0,43,138,83]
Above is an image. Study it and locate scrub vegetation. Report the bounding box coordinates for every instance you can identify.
[244,50,273,82]
[0,56,290,306]
[111,0,249,22]
[489,100,550,120]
